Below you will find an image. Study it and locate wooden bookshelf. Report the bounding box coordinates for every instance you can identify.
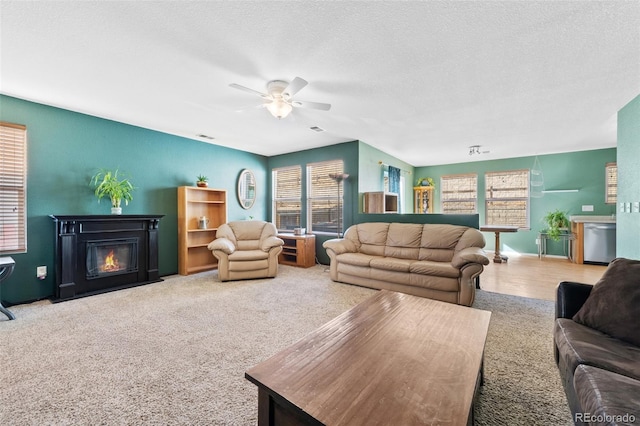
[178,186,227,275]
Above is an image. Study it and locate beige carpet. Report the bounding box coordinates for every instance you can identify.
[0,265,572,425]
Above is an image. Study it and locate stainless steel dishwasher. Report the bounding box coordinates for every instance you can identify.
[583,222,616,264]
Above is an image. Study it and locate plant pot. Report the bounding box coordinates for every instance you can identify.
[111,207,122,215]
[196,181,208,188]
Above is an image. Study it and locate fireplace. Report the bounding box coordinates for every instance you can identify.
[50,215,163,302]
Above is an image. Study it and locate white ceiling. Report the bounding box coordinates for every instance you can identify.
[1,1,638,166]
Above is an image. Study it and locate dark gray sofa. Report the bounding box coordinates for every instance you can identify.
[554,271,640,425]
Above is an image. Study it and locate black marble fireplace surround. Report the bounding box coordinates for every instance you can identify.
[50,215,164,302]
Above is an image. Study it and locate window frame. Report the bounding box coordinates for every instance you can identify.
[272,165,302,232]
[306,159,345,235]
[440,173,478,214]
[0,121,28,254]
[484,169,530,229]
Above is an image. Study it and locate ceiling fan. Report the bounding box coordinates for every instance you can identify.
[229,77,331,119]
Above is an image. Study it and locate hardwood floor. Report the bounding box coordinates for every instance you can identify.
[479,253,607,301]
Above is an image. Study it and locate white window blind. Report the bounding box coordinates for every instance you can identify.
[485,169,529,228]
[1,122,27,253]
[441,173,477,214]
[273,166,301,231]
[307,160,344,234]
[605,162,617,205]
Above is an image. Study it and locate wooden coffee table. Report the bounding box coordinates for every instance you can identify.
[245,290,491,425]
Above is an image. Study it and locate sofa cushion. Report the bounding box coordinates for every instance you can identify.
[228,249,269,261]
[383,223,423,260]
[350,223,389,256]
[573,257,640,346]
[574,365,640,425]
[555,318,640,381]
[370,257,414,273]
[418,225,467,262]
[409,261,459,278]
[335,253,378,267]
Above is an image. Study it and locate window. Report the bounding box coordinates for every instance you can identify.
[1,122,27,254]
[307,160,345,234]
[485,169,529,228]
[441,174,477,214]
[272,166,301,231]
[605,162,617,204]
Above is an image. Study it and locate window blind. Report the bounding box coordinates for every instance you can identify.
[1,122,27,253]
[307,160,344,233]
[441,173,477,214]
[605,162,617,204]
[273,166,302,230]
[485,169,529,228]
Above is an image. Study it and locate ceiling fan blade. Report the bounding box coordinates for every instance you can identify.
[229,83,269,98]
[292,100,331,111]
[282,77,308,98]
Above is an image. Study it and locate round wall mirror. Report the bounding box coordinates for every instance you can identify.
[237,169,256,210]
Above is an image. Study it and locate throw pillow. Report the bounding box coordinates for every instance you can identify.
[573,257,640,346]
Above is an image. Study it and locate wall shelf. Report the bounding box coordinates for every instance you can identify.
[541,189,580,193]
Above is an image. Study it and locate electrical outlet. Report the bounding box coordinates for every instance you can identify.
[37,266,47,279]
[581,205,594,212]
[634,202,640,213]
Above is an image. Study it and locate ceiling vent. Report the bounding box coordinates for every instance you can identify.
[197,134,215,140]
[309,126,325,132]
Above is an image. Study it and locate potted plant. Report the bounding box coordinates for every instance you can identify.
[196,175,208,187]
[543,209,569,241]
[416,177,434,187]
[90,168,135,215]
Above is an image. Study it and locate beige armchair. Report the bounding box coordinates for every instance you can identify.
[207,221,284,281]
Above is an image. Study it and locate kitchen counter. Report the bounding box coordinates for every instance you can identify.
[570,215,616,224]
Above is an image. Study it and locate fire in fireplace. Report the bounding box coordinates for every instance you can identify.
[86,238,138,279]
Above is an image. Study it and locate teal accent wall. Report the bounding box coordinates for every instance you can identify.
[357,141,415,213]
[617,94,640,259]
[0,95,267,305]
[415,149,617,256]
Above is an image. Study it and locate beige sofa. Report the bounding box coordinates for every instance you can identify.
[322,222,489,306]
[207,221,284,282]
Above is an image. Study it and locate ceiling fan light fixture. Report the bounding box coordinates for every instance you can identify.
[266,99,293,119]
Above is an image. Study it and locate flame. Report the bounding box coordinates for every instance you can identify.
[101,250,120,272]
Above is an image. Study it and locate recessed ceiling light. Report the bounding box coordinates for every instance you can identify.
[309,126,324,132]
[196,134,215,140]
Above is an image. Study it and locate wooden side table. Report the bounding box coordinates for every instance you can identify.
[277,234,316,268]
[480,226,519,263]
[0,256,16,320]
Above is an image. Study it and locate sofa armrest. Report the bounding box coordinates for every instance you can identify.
[261,236,284,252]
[207,238,235,254]
[556,281,593,319]
[451,247,490,269]
[322,238,357,255]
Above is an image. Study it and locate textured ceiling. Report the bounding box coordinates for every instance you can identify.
[1,1,638,166]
